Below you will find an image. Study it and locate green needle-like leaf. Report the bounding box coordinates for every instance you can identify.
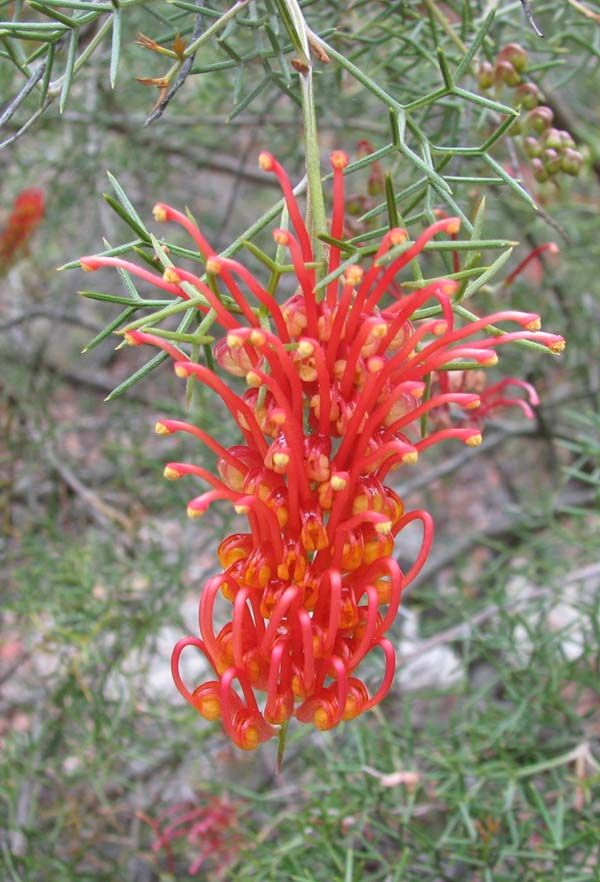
[59,27,78,114]
[104,350,169,401]
[483,155,538,211]
[458,247,514,300]
[106,172,149,235]
[109,8,121,88]
[82,306,137,353]
[103,195,151,242]
[79,291,172,307]
[454,9,495,80]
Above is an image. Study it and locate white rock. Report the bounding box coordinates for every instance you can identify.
[397,644,464,691]
[392,608,465,692]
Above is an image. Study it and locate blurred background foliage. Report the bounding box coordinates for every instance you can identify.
[1,1,600,880]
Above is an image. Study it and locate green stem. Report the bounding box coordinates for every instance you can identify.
[299,68,327,281]
[276,719,289,772]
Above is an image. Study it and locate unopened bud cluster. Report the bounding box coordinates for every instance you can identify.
[478,45,583,182]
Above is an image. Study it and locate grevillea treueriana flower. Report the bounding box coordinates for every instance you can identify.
[80,151,564,750]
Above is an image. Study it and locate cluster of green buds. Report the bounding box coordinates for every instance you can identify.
[477,43,528,91]
[477,43,529,91]
[478,44,583,183]
[521,111,583,183]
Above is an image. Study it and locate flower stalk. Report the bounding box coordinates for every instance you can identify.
[300,69,327,277]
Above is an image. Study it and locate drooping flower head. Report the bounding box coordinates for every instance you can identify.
[80,152,564,750]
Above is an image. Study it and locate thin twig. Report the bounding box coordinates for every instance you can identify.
[0,62,46,130]
[520,0,544,37]
[0,102,49,151]
[144,3,205,126]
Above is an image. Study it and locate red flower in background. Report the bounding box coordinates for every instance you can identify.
[81,152,564,750]
[0,188,45,270]
[139,793,242,877]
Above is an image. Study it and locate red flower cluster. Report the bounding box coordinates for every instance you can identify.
[0,188,45,270]
[139,794,242,877]
[81,152,564,750]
